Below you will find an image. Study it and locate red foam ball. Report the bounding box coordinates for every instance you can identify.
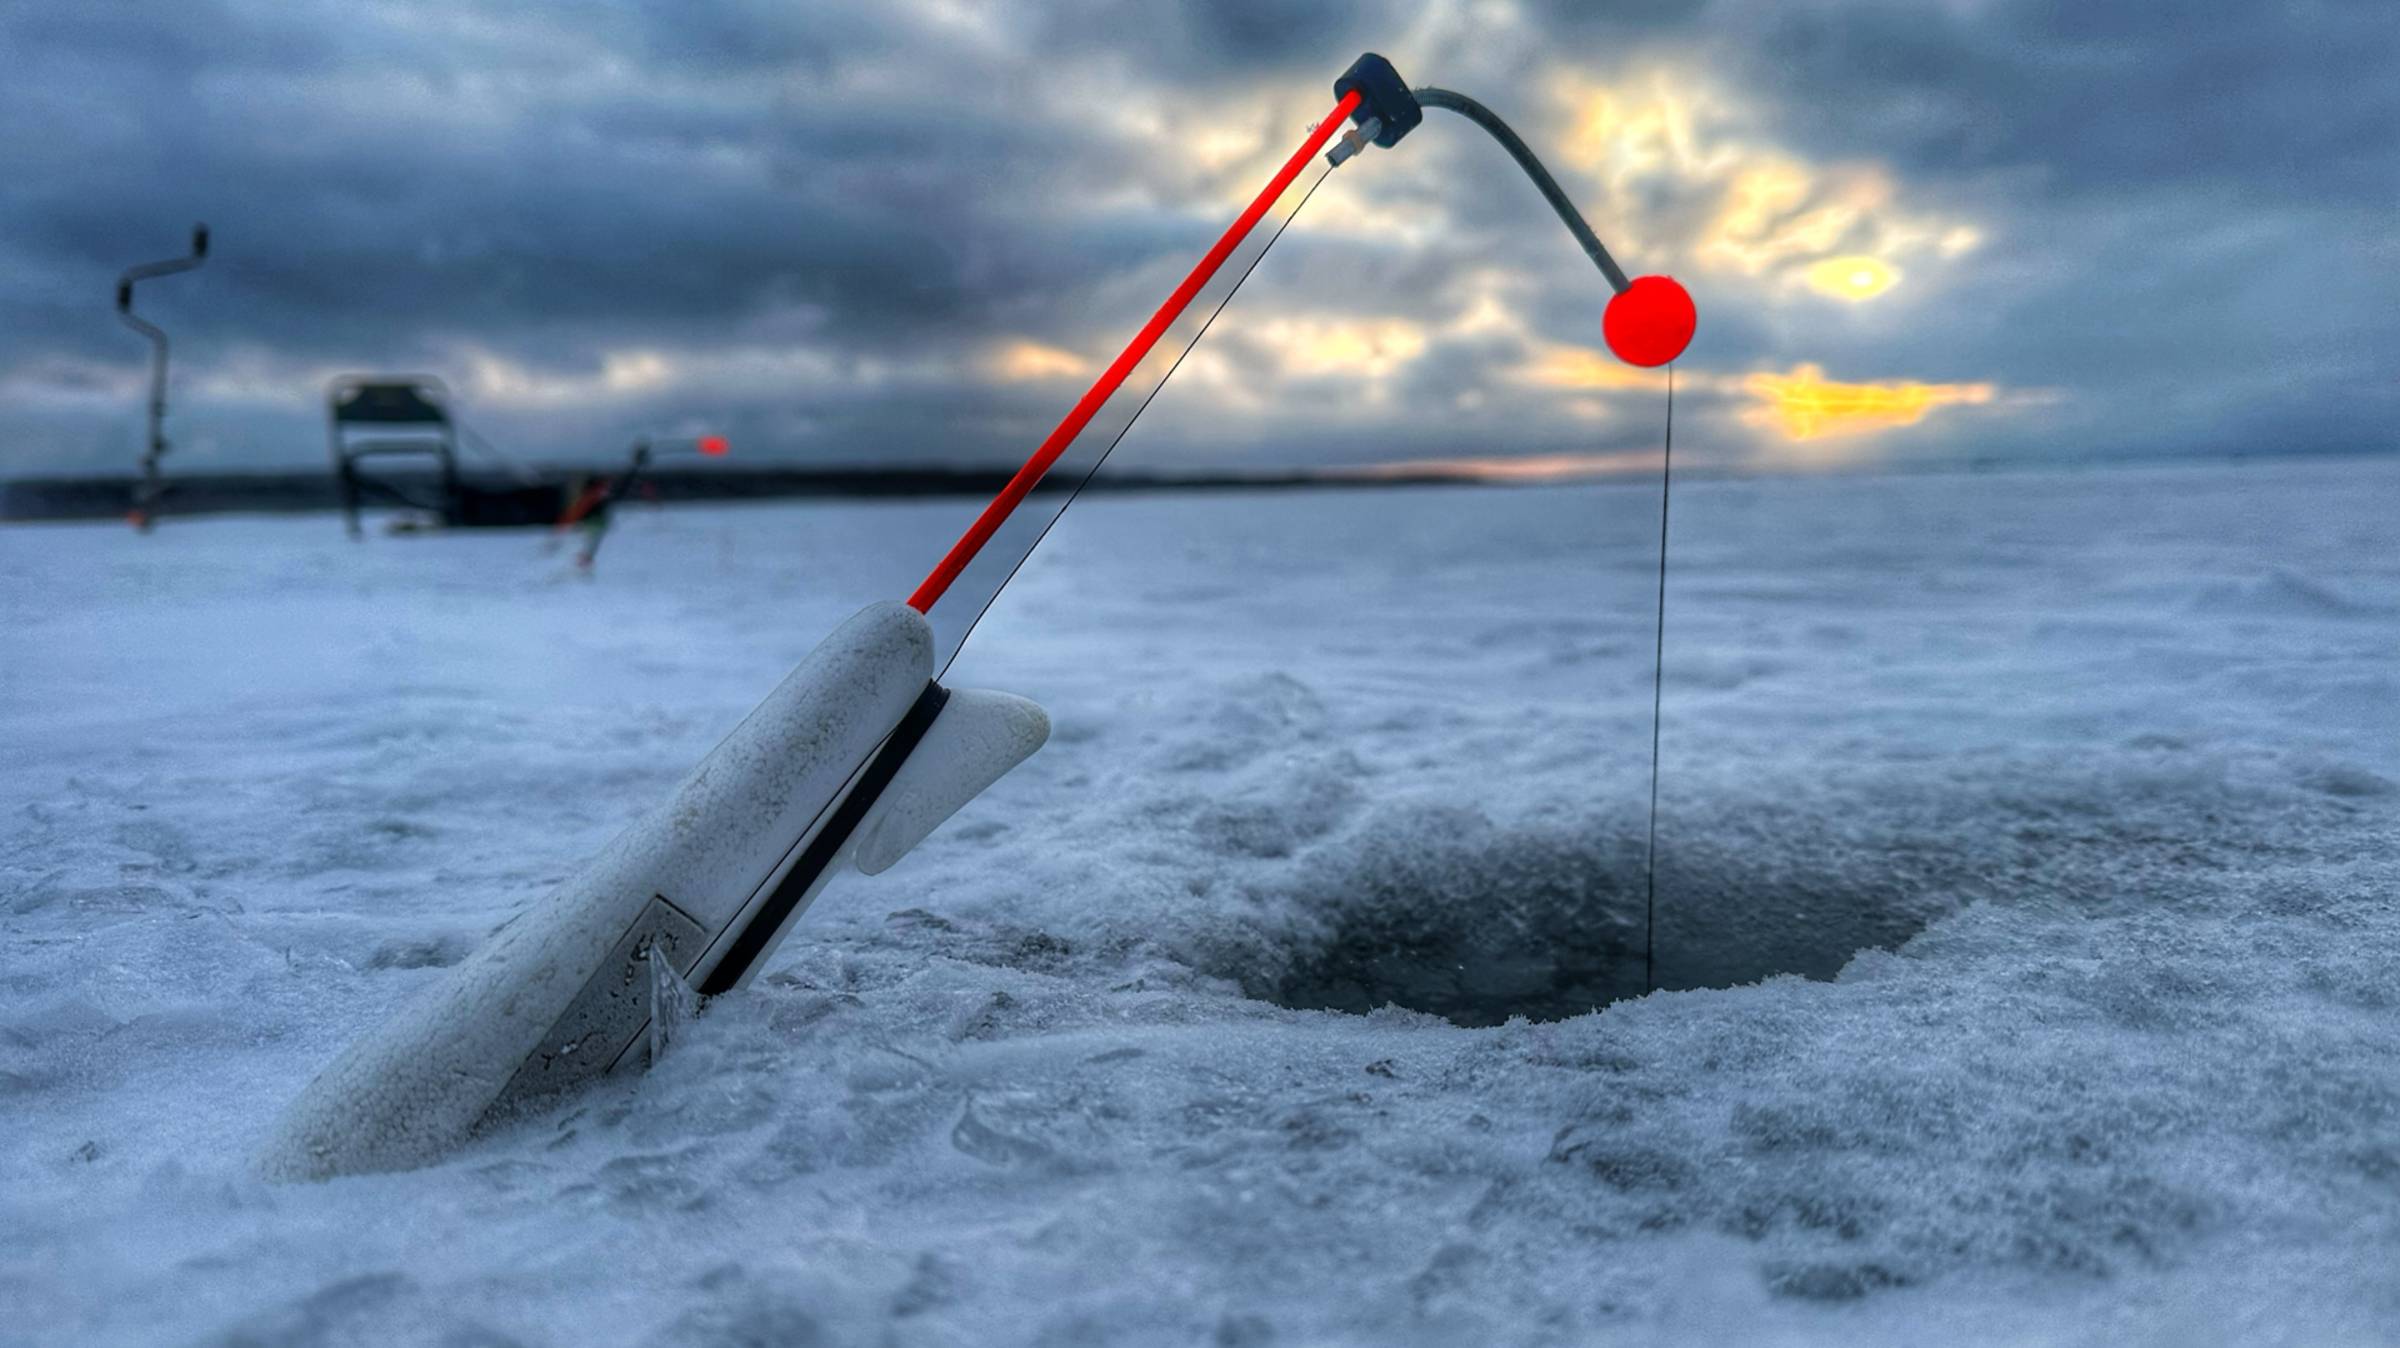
[697,435,730,456]
[1603,274,1696,368]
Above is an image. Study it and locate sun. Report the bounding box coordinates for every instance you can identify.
[1804,254,1900,302]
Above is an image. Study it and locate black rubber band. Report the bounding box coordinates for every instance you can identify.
[697,680,951,994]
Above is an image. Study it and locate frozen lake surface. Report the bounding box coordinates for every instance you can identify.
[3,458,2396,1345]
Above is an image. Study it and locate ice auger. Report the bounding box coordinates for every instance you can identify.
[115,224,209,531]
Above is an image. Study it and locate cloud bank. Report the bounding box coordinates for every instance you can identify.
[1,0,2391,477]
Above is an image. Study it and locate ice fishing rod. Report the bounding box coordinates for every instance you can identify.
[266,54,1694,1180]
[556,433,732,568]
[910,57,1694,998]
[115,223,209,531]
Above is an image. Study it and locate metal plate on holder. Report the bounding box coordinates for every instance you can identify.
[482,894,706,1122]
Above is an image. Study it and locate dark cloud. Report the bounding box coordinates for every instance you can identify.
[1719,0,2400,204]
[0,0,2391,479]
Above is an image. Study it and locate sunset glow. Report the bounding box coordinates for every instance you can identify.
[986,339,1091,382]
[1744,363,1996,441]
[1805,255,1901,301]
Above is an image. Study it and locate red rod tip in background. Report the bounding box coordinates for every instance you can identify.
[1604,275,1696,368]
[697,435,729,456]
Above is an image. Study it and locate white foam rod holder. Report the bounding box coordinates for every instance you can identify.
[263,601,1047,1179]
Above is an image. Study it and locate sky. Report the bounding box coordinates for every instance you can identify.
[1,0,2394,479]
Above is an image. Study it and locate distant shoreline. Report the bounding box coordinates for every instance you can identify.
[3,448,2386,523]
[0,463,1504,523]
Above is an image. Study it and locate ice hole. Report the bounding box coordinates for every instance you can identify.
[1245,810,1956,1026]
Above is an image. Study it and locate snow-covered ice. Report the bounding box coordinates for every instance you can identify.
[3,457,2396,1345]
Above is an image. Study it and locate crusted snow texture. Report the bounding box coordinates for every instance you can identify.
[256,601,931,1180]
[3,460,2397,1345]
[855,688,1050,876]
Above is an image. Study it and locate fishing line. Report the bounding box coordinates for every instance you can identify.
[939,162,1338,677]
[1642,364,1674,995]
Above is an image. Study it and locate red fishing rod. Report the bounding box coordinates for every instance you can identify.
[906,89,1362,613]
[909,54,1695,621]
